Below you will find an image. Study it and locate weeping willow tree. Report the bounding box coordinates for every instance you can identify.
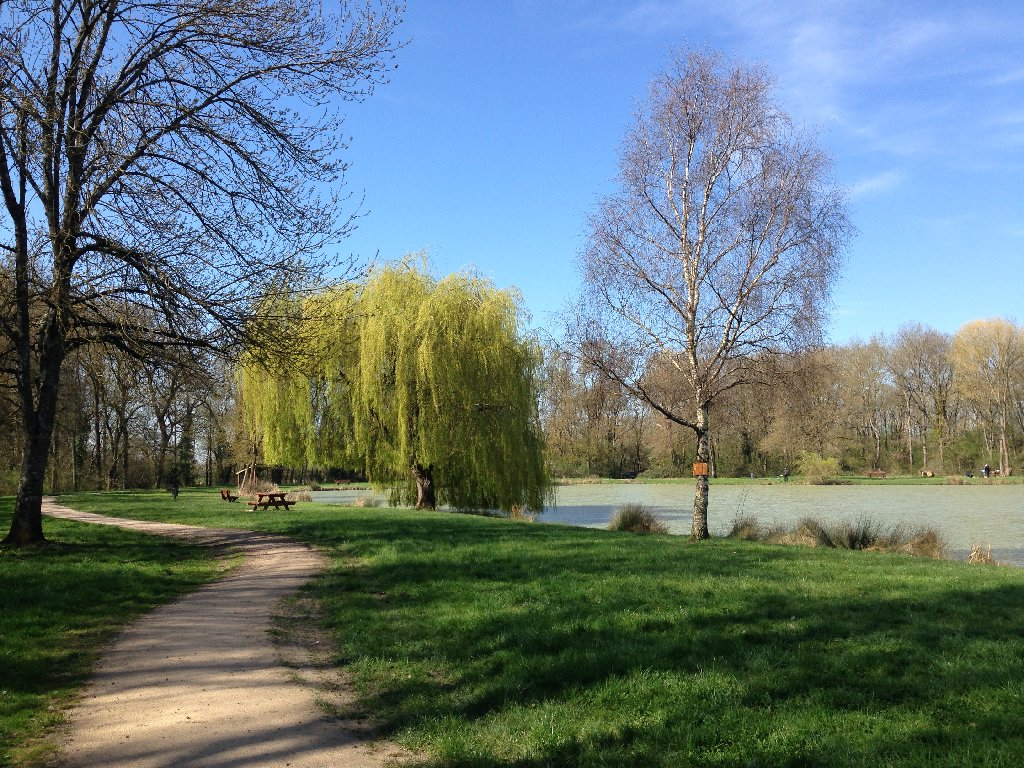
[240,263,551,512]
[238,286,359,473]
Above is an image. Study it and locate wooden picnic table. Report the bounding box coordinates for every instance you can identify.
[247,491,295,511]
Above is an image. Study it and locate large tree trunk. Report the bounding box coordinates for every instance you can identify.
[413,463,436,510]
[691,404,711,541]
[6,422,56,546]
[4,326,64,547]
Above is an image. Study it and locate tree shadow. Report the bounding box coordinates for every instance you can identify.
[302,512,1024,765]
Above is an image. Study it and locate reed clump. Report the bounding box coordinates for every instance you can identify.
[727,514,948,559]
[506,504,538,522]
[351,494,383,508]
[608,503,669,534]
[967,543,1000,565]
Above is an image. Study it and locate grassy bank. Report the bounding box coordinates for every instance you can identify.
[43,489,1024,766]
[0,500,222,767]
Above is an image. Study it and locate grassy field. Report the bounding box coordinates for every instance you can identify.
[0,498,222,767]
[7,489,1024,766]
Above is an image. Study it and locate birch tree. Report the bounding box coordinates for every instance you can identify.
[0,0,402,545]
[571,49,850,539]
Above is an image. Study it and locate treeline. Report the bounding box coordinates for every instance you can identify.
[542,319,1023,479]
[0,347,243,495]
[4,317,1020,493]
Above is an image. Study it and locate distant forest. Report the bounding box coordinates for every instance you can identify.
[542,320,1022,480]
[4,318,1020,494]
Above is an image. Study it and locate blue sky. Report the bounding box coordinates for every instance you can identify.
[339,0,1024,343]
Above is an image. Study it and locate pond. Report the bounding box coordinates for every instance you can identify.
[314,482,1024,566]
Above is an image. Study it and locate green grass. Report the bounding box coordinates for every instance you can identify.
[49,489,1024,766]
[0,499,222,767]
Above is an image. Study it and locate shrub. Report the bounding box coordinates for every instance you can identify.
[285,491,313,503]
[608,504,669,534]
[794,451,841,485]
[637,463,687,479]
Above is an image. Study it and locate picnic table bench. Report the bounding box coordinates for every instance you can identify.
[247,491,295,511]
[220,488,239,502]
[866,469,887,479]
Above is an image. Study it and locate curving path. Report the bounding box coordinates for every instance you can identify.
[43,499,406,768]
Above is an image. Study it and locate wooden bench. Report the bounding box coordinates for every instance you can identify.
[246,491,295,511]
[866,469,887,479]
[220,488,239,502]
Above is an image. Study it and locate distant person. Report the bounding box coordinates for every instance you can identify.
[983,463,991,479]
[783,467,789,482]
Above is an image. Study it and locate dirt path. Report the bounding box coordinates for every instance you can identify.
[43,499,406,768]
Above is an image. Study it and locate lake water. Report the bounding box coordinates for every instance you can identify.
[314,483,1024,566]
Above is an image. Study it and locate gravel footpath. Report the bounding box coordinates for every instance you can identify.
[43,498,407,768]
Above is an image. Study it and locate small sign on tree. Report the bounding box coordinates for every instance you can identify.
[692,462,708,477]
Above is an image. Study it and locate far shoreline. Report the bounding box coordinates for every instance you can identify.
[553,474,1024,487]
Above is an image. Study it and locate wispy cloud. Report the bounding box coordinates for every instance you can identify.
[849,170,905,199]
[990,67,1024,86]
[572,0,1024,165]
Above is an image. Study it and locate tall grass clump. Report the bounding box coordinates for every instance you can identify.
[505,504,538,522]
[968,543,999,565]
[725,514,947,559]
[608,503,668,534]
[727,514,763,540]
[351,494,383,508]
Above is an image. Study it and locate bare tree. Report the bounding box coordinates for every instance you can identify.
[570,49,850,539]
[951,318,1023,477]
[0,0,402,545]
[884,324,955,472]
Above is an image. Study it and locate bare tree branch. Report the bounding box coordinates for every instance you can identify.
[567,48,852,540]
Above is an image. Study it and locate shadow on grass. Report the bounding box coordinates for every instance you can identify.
[40,493,1024,766]
[0,504,219,765]
[298,511,1024,767]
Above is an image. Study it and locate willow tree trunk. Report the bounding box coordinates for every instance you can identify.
[691,404,711,541]
[413,463,436,509]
